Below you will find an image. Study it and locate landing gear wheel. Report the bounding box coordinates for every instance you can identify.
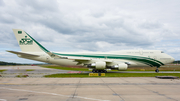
[92,69,107,73]
[92,69,96,73]
[155,66,160,73]
[155,69,159,73]
[103,70,107,73]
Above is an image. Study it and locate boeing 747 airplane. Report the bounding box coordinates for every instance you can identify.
[7,29,175,73]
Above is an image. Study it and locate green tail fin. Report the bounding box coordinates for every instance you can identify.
[12,29,50,53]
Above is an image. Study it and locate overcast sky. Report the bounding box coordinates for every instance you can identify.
[0,0,180,63]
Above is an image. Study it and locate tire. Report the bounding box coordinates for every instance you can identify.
[103,70,107,73]
[155,69,159,73]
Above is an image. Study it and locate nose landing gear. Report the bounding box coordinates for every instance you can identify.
[155,67,159,73]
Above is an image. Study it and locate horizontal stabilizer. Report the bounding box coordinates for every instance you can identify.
[6,50,40,57]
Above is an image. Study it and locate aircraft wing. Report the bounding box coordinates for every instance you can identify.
[6,50,40,57]
[69,57,136,66]
[47,52,136,66]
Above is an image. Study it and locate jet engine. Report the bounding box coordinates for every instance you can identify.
[112,63,128,70]
[88,62,106,69]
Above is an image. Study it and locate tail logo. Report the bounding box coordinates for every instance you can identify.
[19,36,33,45]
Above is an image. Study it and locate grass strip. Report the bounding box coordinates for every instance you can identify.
[26,69,34,71]
[42,66,90,71]
[42,66,180,71]
[0,70,6,72]
[44,73,180,78]
[16,75,29,77]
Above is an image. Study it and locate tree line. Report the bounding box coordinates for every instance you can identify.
[0,61,23,65]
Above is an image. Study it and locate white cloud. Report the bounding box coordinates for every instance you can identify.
[0,0,180,63]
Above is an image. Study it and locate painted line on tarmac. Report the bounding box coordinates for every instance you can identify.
[0,99,7,101]
[0,87,109,101]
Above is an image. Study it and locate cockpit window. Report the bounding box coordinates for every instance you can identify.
[161,51,164,53]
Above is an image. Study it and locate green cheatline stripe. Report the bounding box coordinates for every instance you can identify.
[25,32,50,53]
[112,54,163,66]
[53,53,164,67]
[93,54,164,65]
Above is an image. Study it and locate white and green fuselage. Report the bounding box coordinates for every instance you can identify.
[8,29,175,72]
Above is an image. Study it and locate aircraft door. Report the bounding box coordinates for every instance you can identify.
[140,50,143,55]
[154,56,157,60]
[46,56,50,62]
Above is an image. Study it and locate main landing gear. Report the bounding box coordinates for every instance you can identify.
[92,69,107,73]
[155,67,159,73]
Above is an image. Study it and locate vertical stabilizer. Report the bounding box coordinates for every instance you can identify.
[12,29,50,53]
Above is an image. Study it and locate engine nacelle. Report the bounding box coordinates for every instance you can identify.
[88,62,106,69]
[112,63,128,70]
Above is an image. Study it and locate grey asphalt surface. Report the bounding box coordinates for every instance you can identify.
[0,66,81,77]
[0,66,180,101]
[0,77,180,101]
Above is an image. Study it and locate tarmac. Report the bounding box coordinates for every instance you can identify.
[0,66,180,101]
[0,66,72,78]
[0,77,180,101]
